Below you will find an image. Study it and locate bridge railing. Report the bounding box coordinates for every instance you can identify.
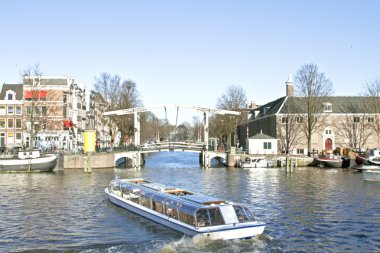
[140,141,205,151]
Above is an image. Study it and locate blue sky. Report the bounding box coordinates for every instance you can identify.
[1,1,379,124]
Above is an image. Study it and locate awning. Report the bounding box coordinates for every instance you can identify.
[24,90,47,99]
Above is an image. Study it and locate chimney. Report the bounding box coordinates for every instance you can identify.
[286,73,294,96]
[248,101,257,109]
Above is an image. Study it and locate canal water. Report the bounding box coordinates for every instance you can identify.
[1,152,380,253]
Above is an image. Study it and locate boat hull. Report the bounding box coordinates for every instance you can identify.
[0,154,58,172]
[363,167,380,181]
[105,189,265,240]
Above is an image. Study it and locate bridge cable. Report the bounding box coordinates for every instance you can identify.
[175,106,179,142]
[164,106,168,142]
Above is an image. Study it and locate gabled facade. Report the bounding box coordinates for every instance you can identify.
[22,75,98,151]
[0,84,23,147]
[238,76,380,155]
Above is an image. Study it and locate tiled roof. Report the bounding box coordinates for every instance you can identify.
[248,132,275,139]
[0,84,23,100]
[248,96,380,121]
[280,96,380,114]
[248,96,287,120]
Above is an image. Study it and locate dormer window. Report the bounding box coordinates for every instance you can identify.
[323,102,332,112]
[5,90,16,100]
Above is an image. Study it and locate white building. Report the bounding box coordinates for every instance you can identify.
[246,131,278,155]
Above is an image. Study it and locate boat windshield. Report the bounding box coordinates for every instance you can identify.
[233,204,256,222]
[195,207,225,227]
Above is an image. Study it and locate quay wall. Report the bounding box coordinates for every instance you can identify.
[63,153,115,169]
[60,152,314,169]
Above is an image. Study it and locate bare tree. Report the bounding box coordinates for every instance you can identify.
[215,85,248,149]
[295,63,333,156]
[191,116,202,142]
[362,79,380,147]
[94,73,146,147]
[276,114,299,154]
[334,101,372,150]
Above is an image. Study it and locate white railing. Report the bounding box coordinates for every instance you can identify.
[140,141,204,151]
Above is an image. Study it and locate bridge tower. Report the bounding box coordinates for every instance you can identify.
[176,105,240,168]
[103,106,165,167]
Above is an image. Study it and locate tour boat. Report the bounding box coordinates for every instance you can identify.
[0,148,58,172]
[105,178,266,240]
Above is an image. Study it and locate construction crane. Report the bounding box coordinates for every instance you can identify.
[103,106,166,146]
[176,105,240,150]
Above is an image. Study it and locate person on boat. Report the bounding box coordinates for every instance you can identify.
[197,218,206,227]
[166,207,173,217]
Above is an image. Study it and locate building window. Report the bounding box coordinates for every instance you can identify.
[326,129,332,135]
[42,106,47,116]
[7,106,14,115]
[296,117,303,124]
[16,106,22,115]
[354,116,360,123]
[264,142,272,150]
[7,132,14,146]
[7,119,14,129]
[26,106,31,115]
[16,119,22,129]
[323,103,332,112]
[0,106,5,115]
[34,106,40,116]
[0,119,5,129]
[15,132,22,146]
[281,117,288,124]
[368,117,374,123]
[0,132,5,146]
[297,149,304,155]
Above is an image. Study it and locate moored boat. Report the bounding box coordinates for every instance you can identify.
[238,157,275,168]
[105,178,265,240]
[362,166,380,181]
[308,154,355,168]
[355,148,380,166]
[0,147,58,172]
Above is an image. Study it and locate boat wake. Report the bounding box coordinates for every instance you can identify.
[155,233,272,253]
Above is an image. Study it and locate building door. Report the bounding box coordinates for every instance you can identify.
[325,138,332,150]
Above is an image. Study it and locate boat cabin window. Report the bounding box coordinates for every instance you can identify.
[196,209,210,227]
[233,204,255,223]
[178,211,195,226]
[196,208,225,227]
[208,207,225,226]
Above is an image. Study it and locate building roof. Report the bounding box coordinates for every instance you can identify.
[0,84,23,100]
[280,96,380,114]
[23,75,73,86]
[248,131,275,140]
[247,96,380,122]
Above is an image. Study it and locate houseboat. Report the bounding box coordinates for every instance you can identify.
[105,178,265,240]
[0,147,58,172]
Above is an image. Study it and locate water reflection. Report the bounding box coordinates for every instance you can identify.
[1,152,380,252]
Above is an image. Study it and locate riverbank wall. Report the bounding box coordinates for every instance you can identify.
[59,152,314,169]
[60,153,115,169]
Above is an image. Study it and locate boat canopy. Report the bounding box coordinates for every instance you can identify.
[113,180,206,215]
